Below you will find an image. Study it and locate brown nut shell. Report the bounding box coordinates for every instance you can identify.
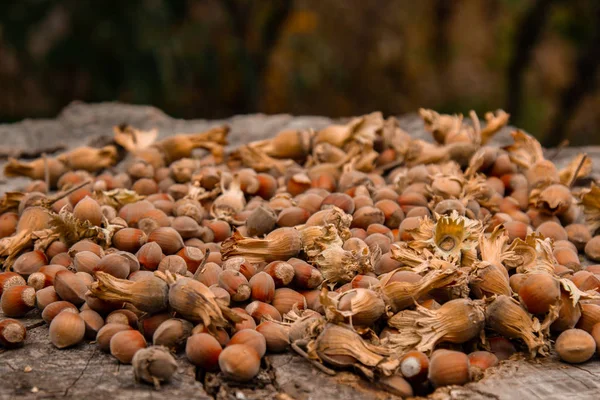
[0,319,27,348]
[218,344,261,382]
[110,330,147,364]
[185,333,222,370]
[555,329,596,364]
[49,311,86,349]
[1,285,36,317]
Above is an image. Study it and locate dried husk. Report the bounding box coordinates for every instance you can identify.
[234,144,295,173]
[221,228,302,263]
[379,265,464,312]
[469,262,511,298]
[93,189,145,210]
[314,245,374,284]
[296,224,344,259]
[167,276,241,333]
[3,157,67,188]
[89,271,168,313]
[579,183,600,234]
[321,288,385,327]
[305,323,398,379]
[47,207,118,247]
[304,206,352,241]
[113,124,158,153]
[250,129,313,160]
[385,298,485,353]
[153,126,229,164]
[409,211,482,266]
[478,226,518,267]
[504,130,545,172]
[485,295,549,357]
[57,146,118,172]
[533,184,573,216]
[504,234,555,274]
[132,345,177,389]
[389,242,433,269]
[419,109,464,144]
[210,174,246,221]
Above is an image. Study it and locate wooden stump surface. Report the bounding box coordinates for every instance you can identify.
[1,102,600,400]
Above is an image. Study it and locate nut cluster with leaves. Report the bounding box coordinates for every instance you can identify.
[1,109,600,396]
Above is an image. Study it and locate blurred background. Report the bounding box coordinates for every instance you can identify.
[0,0,599,146]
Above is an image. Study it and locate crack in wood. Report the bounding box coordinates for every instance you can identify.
[569,364,600,379]
[63,349,96,397]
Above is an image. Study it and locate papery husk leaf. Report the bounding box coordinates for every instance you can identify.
[113,124,158,152]
[305,206,352,241]
[390,242,434,269]
[32,229,60,253]
[250,129,313,160]
[559,278,600,305]
[504,233,554,274]
[469,261,511,298]
[463,174,495,209]
[296,224,344,259]
[404,140,452,167]
[0,192,25,214]
[419,109,463,144]
[320,287,385,327]
[221,228,302,263]
[315,245,372,284]
[3,157,66,185]
[311,143,348,165]
[185,182,221,202]
[485,295,549,357]
[210,174,246,221]
[94,189,146,210]
[409,211,482,265]
[48,207,117,247]
[154,126,229,163]
[347,146,379,173]
[504,130,544,170]
[234,144,295,173]
[57,146,118,172]
[379,266,463,312]
[0,230,33,269]
[385,298,485,354]
[167,277,240,333]
[307,324,398,379]
[89,271,168,313]
[579,182,600,234]
[479,110,510,144]
[479,226,518,266]
[465,148,486,178]
[381,117,412,158]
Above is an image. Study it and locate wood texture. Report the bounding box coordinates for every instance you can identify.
[1,102,599,399]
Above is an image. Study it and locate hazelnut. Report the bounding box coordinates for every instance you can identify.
[218,344,261,382]
[49,311,86,349]
[110,330,147,364]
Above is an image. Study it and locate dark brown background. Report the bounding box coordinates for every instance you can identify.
[1,0,600,146]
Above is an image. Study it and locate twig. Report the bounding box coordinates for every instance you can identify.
[47,179,93,205]
[546,140,569,160]
[568,154,588,188]
[193,249,210,281]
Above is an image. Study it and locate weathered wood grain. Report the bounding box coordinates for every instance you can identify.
[1,102,600,400]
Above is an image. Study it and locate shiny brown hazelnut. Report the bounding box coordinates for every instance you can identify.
[49,311,86,349]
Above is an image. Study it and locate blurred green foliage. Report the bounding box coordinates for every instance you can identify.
[0,0,599,145]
